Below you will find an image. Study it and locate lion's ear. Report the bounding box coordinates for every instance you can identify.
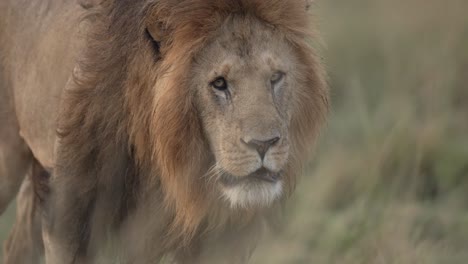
[147,21,167,45]
[146,21,169,55]
[78,0,103,9]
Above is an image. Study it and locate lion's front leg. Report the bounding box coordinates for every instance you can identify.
[3,175,44,264]
[0,110,33,215]
[42,187,97,264]
[42,168,97,264]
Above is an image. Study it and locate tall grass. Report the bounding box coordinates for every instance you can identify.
[253,0,468,263]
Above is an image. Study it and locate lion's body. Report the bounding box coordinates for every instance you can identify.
[0,0,328,263]
[0,1,83,168]
[0,1,84,261]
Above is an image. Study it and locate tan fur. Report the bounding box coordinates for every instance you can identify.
[1,0,328,263]
[145,0,328,239]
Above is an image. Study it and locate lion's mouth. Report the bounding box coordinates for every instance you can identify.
[219,168,282,187]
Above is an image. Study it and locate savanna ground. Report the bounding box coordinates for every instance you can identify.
[1,0,467,263]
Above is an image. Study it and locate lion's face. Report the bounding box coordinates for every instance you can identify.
[191,18,301,208]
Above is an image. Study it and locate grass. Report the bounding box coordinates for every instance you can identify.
[252,0,468,263]
[1,0,468,263]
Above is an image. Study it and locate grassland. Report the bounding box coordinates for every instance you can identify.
[253,0,468,263]
[1,0,467,263]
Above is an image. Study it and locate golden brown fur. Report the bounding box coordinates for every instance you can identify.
[0,0,328,263]
[144,0,328,238]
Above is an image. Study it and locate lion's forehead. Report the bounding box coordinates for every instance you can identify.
[205,17,290,56]
[197,39,295,82]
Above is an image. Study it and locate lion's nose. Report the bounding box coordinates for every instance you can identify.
[243,136,280,160]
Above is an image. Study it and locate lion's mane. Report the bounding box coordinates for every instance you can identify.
[57,0,328,250]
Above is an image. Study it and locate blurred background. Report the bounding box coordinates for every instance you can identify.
[253,0,468,263]
[1,0,467,263]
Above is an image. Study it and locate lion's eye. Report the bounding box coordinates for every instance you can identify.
[270,71,285,85]
[211,77,228,91]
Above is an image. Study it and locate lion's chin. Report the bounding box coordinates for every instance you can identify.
[219,172,283,209]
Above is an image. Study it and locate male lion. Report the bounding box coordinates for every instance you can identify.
[0,0,328,263]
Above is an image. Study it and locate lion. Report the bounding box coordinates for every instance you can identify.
[0,0,328,263]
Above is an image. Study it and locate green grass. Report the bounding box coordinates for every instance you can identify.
[2,0,468,263]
